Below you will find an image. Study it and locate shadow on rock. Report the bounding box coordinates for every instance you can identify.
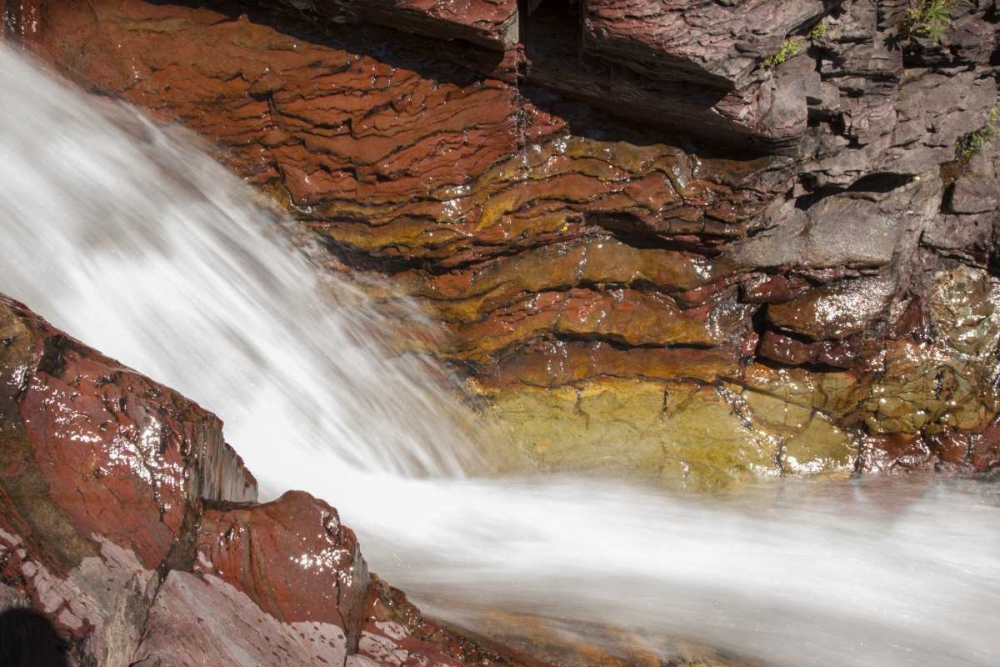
[0,609,70,667]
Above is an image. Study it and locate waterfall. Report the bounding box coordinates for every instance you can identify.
[1,44,998,667]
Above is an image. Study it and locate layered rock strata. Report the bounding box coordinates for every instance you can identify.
[5,0,1000,489]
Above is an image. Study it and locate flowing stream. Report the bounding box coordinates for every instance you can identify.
[1,44,998,667]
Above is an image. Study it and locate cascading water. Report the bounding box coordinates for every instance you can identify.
[1,45,998,667]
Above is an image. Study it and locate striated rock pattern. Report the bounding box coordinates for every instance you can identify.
[581,0,829,89]
[6,0,1000,490]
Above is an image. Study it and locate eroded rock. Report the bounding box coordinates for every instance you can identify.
[8,0,1000,488]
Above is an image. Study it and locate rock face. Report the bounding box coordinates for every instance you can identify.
[0,295,550,666]
[5,0,1000,490]
[0,294,256,666]
[581,0,827,89]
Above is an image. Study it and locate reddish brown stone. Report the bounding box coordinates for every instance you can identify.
[136,489,535,667]
[926,430,974,468]
[336,0,519,51]
[766,277,896,341]
[758,330,814,366]
[1,0,43,40]
[860,433,935,474]
[196,491,369,640]
[0,294,555,667]
[971,422,1000,473]
[0,294,256,664]
[16,0,794,388]
[813,339,861,369]
[523,2,805,151]
[741,273,812,303]
[758,330,860,369]
[0,295,256,571]
[888,297,930,341]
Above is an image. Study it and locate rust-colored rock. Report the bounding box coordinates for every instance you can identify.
[195,491,369,642]
[10,0,1000,489]
[766,277,896,341]
[0,294,570,667]
[0,294,256,665]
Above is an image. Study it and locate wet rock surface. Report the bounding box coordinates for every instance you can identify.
[6,0,1000,487]
[0,295,584,667]
[0,294,255,665]
[0,1,999,662]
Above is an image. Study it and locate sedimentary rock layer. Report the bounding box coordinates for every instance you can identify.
[7,0,1000,488]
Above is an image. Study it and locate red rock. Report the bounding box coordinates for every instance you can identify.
[741,273,812,303]
[337,0,519,52]
[0,294,256,664]
[195,491,370,642]
[758,330,814,366]
[522,1,806,150]
[971,422,1000,474]
[758,330,860,369]
[766,277,897,341]
[0,294,548,667]
[0,0,42,39]
[926,430,974,469]
[16,0,794,389]
[134,490,530,667]
[860,433,935,474]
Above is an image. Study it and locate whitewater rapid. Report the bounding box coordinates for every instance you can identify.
[1,45,998,667]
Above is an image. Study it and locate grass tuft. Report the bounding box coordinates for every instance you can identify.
[763,38,801,68]
[901,0,953,44]
[955,108,1000,162]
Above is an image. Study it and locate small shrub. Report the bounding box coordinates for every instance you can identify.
[764,38,801,68]
[901,0,953,44]
[809,21,828,41]
[956,108,1000,161]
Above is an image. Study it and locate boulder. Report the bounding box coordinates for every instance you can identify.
[0,294,256,665]
[0,294,560,666]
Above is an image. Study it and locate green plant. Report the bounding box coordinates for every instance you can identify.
[763,38,801,68]
[809,21,828,41]
[956,107,1000,161]
[901,0,953,44]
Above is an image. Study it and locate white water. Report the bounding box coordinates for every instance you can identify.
[1,45,998,667]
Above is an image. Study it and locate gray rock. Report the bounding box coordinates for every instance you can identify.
[132,572,349,667]
[731,195,904,270]
[949,143,1000,215]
